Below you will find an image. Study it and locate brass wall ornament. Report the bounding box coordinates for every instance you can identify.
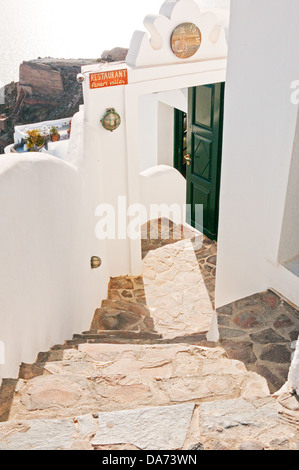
[170,23,202,59]
[101,108,121,132]
[91,256,102,269]
[77,73,85,83]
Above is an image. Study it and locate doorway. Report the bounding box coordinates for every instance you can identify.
[174,109,188,179]
[174,83,225,240]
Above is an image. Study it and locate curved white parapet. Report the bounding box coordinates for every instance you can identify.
[42,140,69,160]
[42,109,84,165]
[126,0,227,67]
[140,165,186,225]
[3,143,14,154]
[14,117,72,144]
[5,110,83,164]
[65,109,84,167]
[0,153,109,382]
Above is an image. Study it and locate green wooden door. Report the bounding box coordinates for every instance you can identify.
[186,83,225,240]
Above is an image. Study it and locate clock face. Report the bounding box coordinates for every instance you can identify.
[170,23,202,59]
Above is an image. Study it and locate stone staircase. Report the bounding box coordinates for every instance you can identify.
[0,257,299,450]
[0,336,298,450]
[49,279,210,349]
[0,339,277,450]
[5,342,271,421]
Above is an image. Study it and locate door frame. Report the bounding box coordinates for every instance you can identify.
[186,83,225,240]
[125,62,227,273]
[173,108,187,178]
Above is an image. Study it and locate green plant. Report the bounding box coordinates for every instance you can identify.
[50,125,61,142]
[26,129,47,151]
[50,126,59,135]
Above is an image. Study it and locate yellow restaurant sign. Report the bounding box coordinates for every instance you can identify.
[90,69,128,89]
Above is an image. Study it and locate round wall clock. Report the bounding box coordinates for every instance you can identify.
[170,23,202,59]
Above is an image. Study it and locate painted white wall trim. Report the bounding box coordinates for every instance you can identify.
[125,67,226,273]
[0,153,109,381]
[215,0,299,309]
[126,0,227,67]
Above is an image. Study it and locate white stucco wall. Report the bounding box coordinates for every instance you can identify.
[139,94,159,172]
[0,154,109,381]
[215,0,299,393]
[279,109,299,268]
[40,108,85,163]
[140,165,187,225]
[288,340,299,395]
[127,0,228,67]
[65,109,85,166]
[46,140,69,160]
[82,55,226,275]
[139,89,188,173]
[157,89,188,169]
[0,0,228,382]
[83,74,133,277]
[157,102,174,168]
[216,0,299,308]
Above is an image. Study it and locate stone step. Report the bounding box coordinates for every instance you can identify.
[1,396,297,451]
[100,300,150,312]
[65,337,161,347]
[23,343,224,380]
[65,339,86,347]
[82,330,209,342]
[66,334,210,348]
[91,300,153,332]
[33,336,216,382]
[50,343,77,351]
[3,344,270,422]
[75,330,162,341]
[0,403,196,450]
[36,347,90,364]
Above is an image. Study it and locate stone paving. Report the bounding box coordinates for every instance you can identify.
[218,290,299,393]
[140,219,299,394]
[0,343,298,450]
[141,218,217,307]
[92,218,217,342]
[0,217,298,449]
[0,345,269,422]
[143,239,214,339]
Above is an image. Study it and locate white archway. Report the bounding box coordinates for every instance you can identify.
[81,0,228,275]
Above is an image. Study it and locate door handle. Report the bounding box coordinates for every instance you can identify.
[184,155,192,166]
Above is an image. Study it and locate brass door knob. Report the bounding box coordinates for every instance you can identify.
[184,155,192,166]
[91,256,102,269]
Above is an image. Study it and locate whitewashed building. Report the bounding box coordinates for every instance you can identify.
[0,0,298,394]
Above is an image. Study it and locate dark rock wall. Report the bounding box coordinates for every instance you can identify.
[0,49,128,154]
[0,58,96,153]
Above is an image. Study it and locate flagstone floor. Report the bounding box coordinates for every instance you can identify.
[100,218,299,392]
[141,219,299,393]
[106,218,299,393]
[141,218,217,308]
[104,218,217,341]
[218,290,299,393]
[141,219,216,339]
[0,218,298,449]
